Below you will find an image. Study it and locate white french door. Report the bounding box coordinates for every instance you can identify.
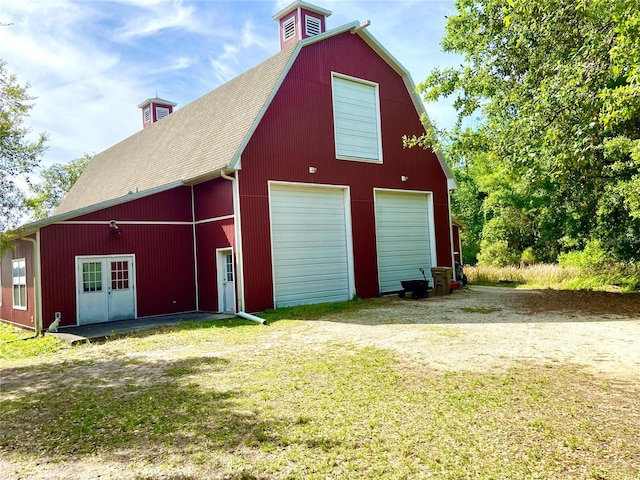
[76,255,136,325]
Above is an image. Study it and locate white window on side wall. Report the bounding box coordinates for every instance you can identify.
[332,72,383,163]
[12,258,26,309]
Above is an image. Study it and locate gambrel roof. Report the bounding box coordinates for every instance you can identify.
[52,21,454,217]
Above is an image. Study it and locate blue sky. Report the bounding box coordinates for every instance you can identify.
[0,0,460,172]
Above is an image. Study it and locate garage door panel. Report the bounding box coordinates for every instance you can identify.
[375,191,434,293]
[270,184,352,308]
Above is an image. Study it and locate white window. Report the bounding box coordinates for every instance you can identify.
[143,106,151,123]
[283,16,296,42]
[12,258,26,310]
[332,73,383,162]
[156,106,170,121]
[305,15,321,36]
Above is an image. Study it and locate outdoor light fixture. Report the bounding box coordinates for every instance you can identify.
[110,220,121,234]
[309,166,317,174]
[401,176,408,182]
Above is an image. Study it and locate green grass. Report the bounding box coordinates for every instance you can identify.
[1,315,638,479]
[259,296,384,323]
[466,263,640,291]
[0,323,64,359]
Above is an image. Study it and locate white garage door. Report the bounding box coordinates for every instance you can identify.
[375,190,435,293]
[270,184,353,307]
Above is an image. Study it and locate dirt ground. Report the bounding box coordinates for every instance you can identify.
[2,286,639,480]
[289,286,640,385]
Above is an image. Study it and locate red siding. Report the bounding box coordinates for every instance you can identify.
[195,219,235,311]
[239,32,452,312]
[72,186,192,222]
[39,222,196,328]
[0,238,36,329]
[193,177,234,221]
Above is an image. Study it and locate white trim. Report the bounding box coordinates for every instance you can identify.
[195,214,235,225]
[11,258,27,311]
[273,1,332,20]
[353,28,456,188]
[373,188,438,286]
[268,181,355,308]
[232,171,245,311]
[331,72,383,163]
[227,22,361,171]
[56,215,234,227]
[74,254,137,326]
[191,186,199,311]
[58,220,192,226]
[216,247,236,313]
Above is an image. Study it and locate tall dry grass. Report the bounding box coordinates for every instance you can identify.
[465,263,640,291]
[466,264,581,287]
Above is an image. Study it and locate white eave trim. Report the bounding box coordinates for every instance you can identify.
[273,1,332,21]
[13,181,185,237]
[228,21,360,170]
[354,28,456,188]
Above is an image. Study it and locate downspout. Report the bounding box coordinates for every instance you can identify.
[220,169,235,182]
[191,186,199,311]
[23,232,43,336]
[236,311,267,325]
[220,169,248,317]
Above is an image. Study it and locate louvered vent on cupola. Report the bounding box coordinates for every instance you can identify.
[273,1,332,51]
[137,96,177,129]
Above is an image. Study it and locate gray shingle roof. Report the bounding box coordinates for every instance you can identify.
[55,45,299,215]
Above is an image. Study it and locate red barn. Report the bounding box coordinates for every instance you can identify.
[1,1,456,333]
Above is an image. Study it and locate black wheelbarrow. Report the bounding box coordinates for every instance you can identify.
[399,268,431,299]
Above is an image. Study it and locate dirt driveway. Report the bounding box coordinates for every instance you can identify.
[280,286,640,384]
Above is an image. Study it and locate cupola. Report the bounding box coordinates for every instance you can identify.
[138,96,177,129]
[272,1,332,51]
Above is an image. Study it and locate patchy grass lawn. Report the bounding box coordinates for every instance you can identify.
[1,309,639,479]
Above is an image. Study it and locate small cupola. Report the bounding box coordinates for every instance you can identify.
[272,1,332,51]
[138,96,177,129]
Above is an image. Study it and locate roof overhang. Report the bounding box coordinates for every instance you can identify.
[10,181,185,238]
[353,27,456,189]
[273,1,332,20]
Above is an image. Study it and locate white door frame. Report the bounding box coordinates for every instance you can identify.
[373,188,438,293]
[216,248,236,313]
[267,181,356,308]
[75,254,137,325]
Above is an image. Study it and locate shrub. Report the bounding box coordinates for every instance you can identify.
[557,240,607,268]
[477,240,519,267]
[520,247,536,266]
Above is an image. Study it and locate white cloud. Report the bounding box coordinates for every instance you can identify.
[114,0,200,40]
[209,18,275,83]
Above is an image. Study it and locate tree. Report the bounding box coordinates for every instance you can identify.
[409,0,640,263]
[1,59,47,249]
[26,154,92,220]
